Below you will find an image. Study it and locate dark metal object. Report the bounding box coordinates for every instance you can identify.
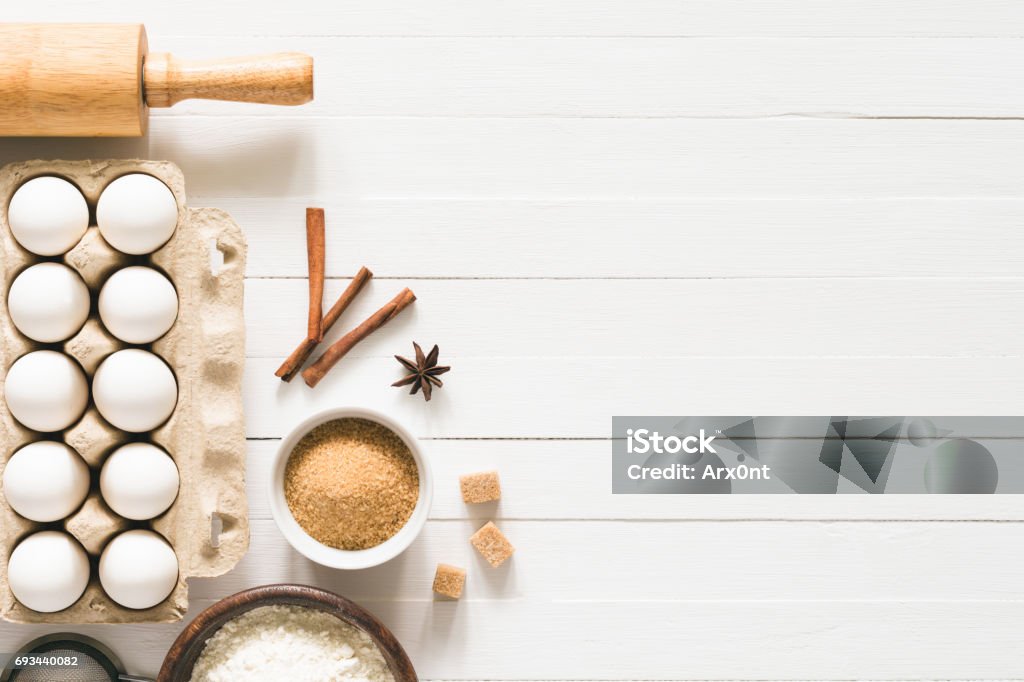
[0,633,153,682]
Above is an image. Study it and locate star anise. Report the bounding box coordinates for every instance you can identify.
[392,342,450,401]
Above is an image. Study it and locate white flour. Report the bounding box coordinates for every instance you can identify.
[189,604,395,682]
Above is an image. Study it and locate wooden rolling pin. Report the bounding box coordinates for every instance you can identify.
[0,23,314,137]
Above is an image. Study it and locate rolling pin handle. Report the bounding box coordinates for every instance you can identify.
[143,51,314,108]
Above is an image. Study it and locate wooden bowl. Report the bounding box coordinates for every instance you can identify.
[157,584,417,681]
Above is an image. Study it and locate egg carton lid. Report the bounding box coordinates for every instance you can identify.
[0,159,248,624]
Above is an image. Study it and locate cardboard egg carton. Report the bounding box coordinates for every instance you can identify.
[0,160,248,623]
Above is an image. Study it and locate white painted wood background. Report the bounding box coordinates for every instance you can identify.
[3,1,1024,679]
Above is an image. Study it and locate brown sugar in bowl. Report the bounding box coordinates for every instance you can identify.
[158,584,417,681]
[269,407,433,570]
[285,418,420,551]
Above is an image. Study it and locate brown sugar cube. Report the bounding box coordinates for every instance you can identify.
[460,470,501,504]
[470,521,515,567]
[432,563,467,599]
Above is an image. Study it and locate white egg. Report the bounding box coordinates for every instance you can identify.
[93,349,177,432]
[3,442,90,522]
[98,266,178,344]
[99,530,178,609]
[7,176,89,256]
[8,531,90,612]
[4,351,88,432]
[8,263,91,342]
[100,443,179,520]
[97,174,179,255]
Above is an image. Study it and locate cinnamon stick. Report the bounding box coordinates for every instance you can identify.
[305,208,326,342]
[322,266,374,331]
[275,266,373,382]
[302,288,417,388]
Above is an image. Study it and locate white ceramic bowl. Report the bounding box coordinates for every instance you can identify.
[269,407,433,570]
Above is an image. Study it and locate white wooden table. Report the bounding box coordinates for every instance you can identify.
[3,1,1024,679]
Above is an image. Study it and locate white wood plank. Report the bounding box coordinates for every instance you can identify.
[9,1,1024,37]
[3,598,1023,679]
[244,278,1024,359]
[243,357,1024,439]
[4,517,1024,676]
[6,119,1024,200]
[243,439,1024,521]
[209,600,1024,679]
[124,36,1024,118]
[195,518,1024,602]
[222,198,1024,279]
